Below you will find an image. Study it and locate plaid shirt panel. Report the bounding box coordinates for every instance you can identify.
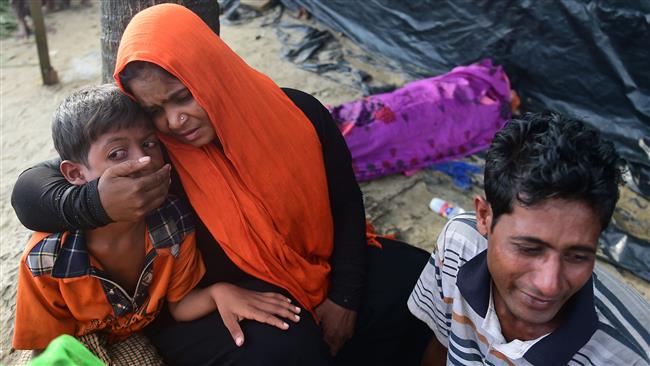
[26,233,64,276]
[51,231,91,278]
[26,231,91,278]
[146,196,195,258]
[25,196,194,278]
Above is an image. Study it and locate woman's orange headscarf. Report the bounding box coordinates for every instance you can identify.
[114,4,334,312]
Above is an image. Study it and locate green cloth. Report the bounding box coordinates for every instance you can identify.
[29,335,104,366]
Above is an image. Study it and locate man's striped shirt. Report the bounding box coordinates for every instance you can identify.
[408,212,650,365]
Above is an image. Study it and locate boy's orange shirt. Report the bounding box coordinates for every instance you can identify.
[12,196,205,350]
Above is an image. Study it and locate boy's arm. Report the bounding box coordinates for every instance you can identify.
[167,286,217,320]
[168,283,302,346]
[165,232,301,346]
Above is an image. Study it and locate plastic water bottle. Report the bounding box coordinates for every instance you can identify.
[429,197,465,218]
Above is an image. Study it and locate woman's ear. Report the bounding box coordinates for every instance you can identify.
[60,160,88,186]
[474,196,492,237]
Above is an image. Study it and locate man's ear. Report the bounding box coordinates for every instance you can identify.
[60,160,88,186]
[474,195,492,237]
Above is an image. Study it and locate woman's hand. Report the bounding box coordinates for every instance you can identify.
[210,283,302,347]
[98,157,171,222]
[314,298,357,356]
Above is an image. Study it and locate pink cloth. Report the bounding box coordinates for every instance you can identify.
[329,59,512,181]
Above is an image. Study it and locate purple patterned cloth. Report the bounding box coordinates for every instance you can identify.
[329,59,512,181]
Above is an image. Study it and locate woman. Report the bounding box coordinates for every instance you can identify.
[12,4,431,365]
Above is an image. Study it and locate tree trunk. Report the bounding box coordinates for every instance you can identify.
[101,0,220,83]
[30,0,59,85]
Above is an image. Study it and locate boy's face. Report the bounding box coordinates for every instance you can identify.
[62,122,164,184]
[475,197,600,334]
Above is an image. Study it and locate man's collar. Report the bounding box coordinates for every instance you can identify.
[457,250,491,317]
[524,276,597,365]
[457,250,598,365]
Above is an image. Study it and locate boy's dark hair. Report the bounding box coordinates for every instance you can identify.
[52,84,146,166]
[484,112,622,231]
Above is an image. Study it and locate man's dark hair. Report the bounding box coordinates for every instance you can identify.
[52,84,147,166]
[484,112,622,231]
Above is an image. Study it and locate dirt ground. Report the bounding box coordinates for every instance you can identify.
[0,3,648,365]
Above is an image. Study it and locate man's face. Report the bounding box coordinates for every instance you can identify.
[80,123,163,182]
[477,198,600,330]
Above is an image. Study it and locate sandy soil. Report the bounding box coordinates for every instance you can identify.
[1,3,648,364]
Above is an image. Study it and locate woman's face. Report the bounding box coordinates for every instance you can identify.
[128,71,216,148]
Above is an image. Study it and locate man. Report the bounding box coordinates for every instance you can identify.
[408,112,650,365]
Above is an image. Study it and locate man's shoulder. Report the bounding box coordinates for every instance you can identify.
[145,196,195,254]
[409,212,488,294]
[587,267,650,363]
[437,212,487,264]
[407,212,488,348]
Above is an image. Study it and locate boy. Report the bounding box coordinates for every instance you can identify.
[11,84,206,357]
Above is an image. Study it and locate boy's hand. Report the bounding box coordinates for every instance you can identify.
[314,298,357,356]
[210,283,302,347]
[98,157,171,222]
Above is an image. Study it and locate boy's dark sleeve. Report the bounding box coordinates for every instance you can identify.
[11,158,112,232]
[283,88,367,311]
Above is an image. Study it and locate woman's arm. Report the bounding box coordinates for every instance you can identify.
[316,103,367,310]
[283,88,367,310]
[11,158,109,231]
[11,157,171,232]
[283,88,367,355]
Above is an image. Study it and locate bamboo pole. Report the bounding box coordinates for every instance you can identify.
[29,0,58,85]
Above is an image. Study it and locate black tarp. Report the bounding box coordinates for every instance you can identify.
[280,0,650,197]
[278,0,650,280]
